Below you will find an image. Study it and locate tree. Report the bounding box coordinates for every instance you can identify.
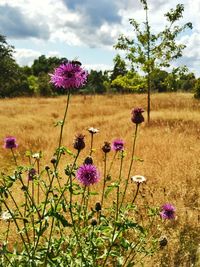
[194,78,200,99]
[110,54,127,81]
[150,68,169,92]
[0,34,31,97]
[32,55,66,76]
[115,1,192,123]
[111,71,146,93]
[84,70,107,94]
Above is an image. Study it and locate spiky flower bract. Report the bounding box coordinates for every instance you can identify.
[102,142,111,153]
[160,203,176,220]
[76,164,100,186]
[131,107,145,124]
[28,168,37,181]
[4,136,18,149]
[112,139,125,151]
[73,134,85,151]
[50,61,88,89]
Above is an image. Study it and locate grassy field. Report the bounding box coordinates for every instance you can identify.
[0,93,200,266]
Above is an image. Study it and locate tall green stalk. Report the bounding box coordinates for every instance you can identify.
[120,124,138,210]
[56,89,71,168]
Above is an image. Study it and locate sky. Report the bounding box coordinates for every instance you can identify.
[0,0,200,76]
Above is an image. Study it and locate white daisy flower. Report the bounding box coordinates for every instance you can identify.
[1,211,13,222]
[131,175,146,184]
[88,127,99,134]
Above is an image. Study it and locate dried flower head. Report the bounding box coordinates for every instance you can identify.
[84,156,93,165]
[88,127,99,134]
[76,164,100,186]
[32,152,41,159]
[28,168,36,181]
[91,218,97,226]
[1,211,13,222]
[73,134,85,151]
[102,142,111,153]
[131,175,146,184]
[131,108,145,124]
[95,202,102,212]
[50,157,57,164]
[50,61,88,89]
[4,136,18,149]
[112,139,124,151]
[160,204,176,220]
[159,236,168,247]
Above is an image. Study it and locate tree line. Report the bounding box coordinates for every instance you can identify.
[0,33,200,99]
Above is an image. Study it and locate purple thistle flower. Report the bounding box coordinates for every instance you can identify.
[49,61,88,89]
[160,203,176,220]
[28,168,36,181]
[112,139,125,151]
[131,107,145,124]
[76,164,100,186]
[4,136,18,149]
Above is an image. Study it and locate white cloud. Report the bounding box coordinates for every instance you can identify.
[13,48,61,66]
[85,63,113,72]
[1,0,200,75]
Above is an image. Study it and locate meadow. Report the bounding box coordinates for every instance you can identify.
[0,92,200,266]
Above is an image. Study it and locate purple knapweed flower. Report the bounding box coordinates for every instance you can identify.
[160,203,176,220]
[112,139,125,151]
[76,164,100,186]
[131,108,145,124]
[28,168,36,181]
[4,136,18,149]
[49,61,88,89]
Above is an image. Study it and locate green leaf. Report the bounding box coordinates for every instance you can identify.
[48,210,72,227]
[54,120,63,127]
[105,182,119,198]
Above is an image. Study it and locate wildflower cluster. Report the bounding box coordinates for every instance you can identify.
[0,61,176,266]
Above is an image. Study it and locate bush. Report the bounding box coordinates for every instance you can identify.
[194,78,200,99]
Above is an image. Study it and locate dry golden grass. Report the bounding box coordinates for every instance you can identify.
[0,93,200,266]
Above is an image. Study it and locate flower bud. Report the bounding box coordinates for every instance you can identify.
[131,108,144,124]
[159,236,168,247]
[50,157,57,164]
[45,165,50,171]
[91,218,97,226]
[28,168,36,181]
[102,142,111,153]
[84,156,93,165]
[73,134,85,151]
[95,202,101,212]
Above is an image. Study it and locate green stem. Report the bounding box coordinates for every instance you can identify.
[116,153,124,221]
[37,159,40,205]
[5,186,31,247]
[102,228,123,267]
[5,221,10,244]
[18,177,41,220]
[90,133,94,156]
[100,153,107,210]
[2,200,30,259]
[11,148,17,166]
[120,124,138,210]
[45,151,80,262]
[56,89,71,169]
[132,184,140,204]
[107,151,117,175]
[3,253,15,267]
[84,187,90,227]
[34,168,55,253]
